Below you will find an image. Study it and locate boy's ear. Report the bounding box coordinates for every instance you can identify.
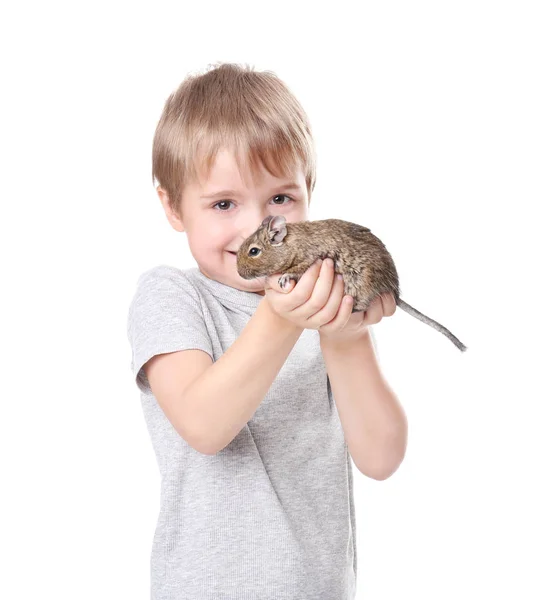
[157,186,186,233]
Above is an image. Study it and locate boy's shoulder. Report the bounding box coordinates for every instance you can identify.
[136,263,194,283]
[129,264,204,311]
[134,263,200,291]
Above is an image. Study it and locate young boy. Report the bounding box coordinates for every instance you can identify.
[127,62,407,600]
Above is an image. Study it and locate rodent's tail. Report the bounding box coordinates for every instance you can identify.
[397,298,467,352]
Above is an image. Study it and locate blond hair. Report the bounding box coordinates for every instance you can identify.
[152,62,317,219]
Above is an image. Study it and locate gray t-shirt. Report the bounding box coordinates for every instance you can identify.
[127,264,377,599]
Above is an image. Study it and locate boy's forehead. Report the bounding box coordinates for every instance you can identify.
[197,147,302,193]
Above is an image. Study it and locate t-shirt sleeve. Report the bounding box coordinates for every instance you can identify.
[127,265,214,394]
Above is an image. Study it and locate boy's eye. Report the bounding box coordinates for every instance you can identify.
[212,194,293,211]
[271,194,293,205]
[214,200,233,211]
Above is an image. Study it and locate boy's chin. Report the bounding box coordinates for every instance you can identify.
[235,274,266,293]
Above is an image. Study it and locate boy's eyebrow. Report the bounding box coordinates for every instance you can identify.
[201,183,302,199]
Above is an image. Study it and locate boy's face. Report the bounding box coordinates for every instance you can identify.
[160,147,309,295]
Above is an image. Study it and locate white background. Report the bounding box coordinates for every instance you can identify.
[1,1,553,598]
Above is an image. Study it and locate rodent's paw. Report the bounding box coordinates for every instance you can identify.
[278,274,295,290]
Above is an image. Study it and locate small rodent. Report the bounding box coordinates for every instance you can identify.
[236,215,467,352]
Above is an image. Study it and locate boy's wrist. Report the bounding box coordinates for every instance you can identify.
[259,296,304,336]
[319,327,369,349]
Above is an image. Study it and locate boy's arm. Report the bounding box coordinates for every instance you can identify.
[178,296,302,454]
[320,330,408,479]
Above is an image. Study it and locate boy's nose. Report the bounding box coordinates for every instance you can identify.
[239,213,269,239]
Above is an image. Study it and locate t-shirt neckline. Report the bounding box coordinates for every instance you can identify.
[190,268,264,308]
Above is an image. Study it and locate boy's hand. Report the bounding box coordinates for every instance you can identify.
[323,291,397,344]
[264,258,349,331]
[264,257,396,342]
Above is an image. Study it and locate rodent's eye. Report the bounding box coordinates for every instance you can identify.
[249,247,261,257]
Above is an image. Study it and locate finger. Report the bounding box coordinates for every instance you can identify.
[293,258,336,318]
[366,295,385,325]
[287,259,323,308]
[319,293,354,331]
[306,258,336,312]
[306,271,344,326]
[383,292,397,316]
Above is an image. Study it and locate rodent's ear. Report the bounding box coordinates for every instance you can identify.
[268,215,287,245]
[260,216,273,228]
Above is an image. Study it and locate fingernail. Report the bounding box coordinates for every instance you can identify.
[336,273,343,281]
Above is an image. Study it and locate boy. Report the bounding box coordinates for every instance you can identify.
[127,62,407,600]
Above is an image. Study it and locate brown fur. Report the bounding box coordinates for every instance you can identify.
[236,216,467,352]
